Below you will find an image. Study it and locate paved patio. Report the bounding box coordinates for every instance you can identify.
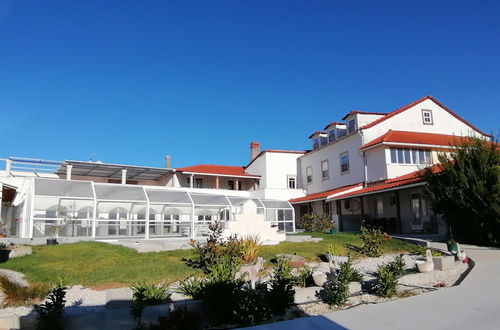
[248,242,500,330]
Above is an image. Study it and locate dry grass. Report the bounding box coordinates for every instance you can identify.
[240,235,261,263]
[0,275,51,307]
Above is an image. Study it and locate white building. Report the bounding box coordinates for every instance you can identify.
[291,96,491,235]
[0,96,491,241]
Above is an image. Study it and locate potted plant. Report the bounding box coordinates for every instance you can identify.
[446,239,458,253]
[0,243,11,263]
[329,225,337,235]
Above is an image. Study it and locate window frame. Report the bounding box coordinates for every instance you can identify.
[287,175,297,189]
[321,160,329,181]
[421,109,433,125]
[348,119,356,133]
[339,152,349,175]
[306,166,313,184]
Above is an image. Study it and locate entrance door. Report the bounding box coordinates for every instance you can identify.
[410,193,424,231]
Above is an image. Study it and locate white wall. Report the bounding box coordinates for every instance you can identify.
[363,98,489,143]
[364,146,388,182]
[298,134,365,194]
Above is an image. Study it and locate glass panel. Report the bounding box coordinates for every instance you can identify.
[404,149,411,164]
[35,179,94,198]
[261,200,293,209]
[190,193,230,206]
[418,149,426,164]
[411,149,418,164]
[390,148,397,163]
[94,184,147,201]
[145,190,192,204]
[397,148,404,164]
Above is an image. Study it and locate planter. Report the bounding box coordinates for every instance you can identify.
[329,229,337,235]
[447,242,458,253]
[0,249,11,263]
[326,254,348,265]
[46,238,58,245]
[432,256,455,271]
[236,258,264,282]
[278,254,306,268]
[415,260,434,273]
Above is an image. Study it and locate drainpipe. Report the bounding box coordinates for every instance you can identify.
[357,130,368,187]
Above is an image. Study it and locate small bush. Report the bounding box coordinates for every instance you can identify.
[0,275,50,307]
[240,235,261,264]
[339,260,363,282]
[358,227,391,257]
[321,264,351,306]
[130,281,171,319]
[176,276,205,299]
[299,213,332,232]
[374,264,398,298]
[266,257,295,315]
[233,283,272,325]
[293,266,316,287]
[34,284,67,330]
[386,255,406,277]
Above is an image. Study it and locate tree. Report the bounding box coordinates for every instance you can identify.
[420,137,499,245]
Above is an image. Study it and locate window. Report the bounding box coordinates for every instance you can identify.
[340,152,349,174]
[306,167,313,184]
[313,138,320,150]
[195,178,203,188]
[348,119,356,133]
[321,160,329,180]
[422,110,433,125]
[237,180,242,191]
[390,148,432,165]
[323,201,331,216]
[287,175,296,189]
[374,197,383,216]
[228,180,235,190]
[328,130,336,143]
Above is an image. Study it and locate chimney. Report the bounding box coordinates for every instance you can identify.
[250,141,260,161]
[165,155,171,168]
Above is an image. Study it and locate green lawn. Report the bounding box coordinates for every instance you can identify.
[1,233,419,288]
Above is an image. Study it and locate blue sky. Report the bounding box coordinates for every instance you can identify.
[0,0,499,168]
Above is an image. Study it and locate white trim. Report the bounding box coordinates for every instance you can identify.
[361,141,459,152]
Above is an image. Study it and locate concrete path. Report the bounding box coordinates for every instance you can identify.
[249,243,500,330]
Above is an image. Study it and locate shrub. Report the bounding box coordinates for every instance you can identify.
[233,283,272,325]
[240,235,261,264]
[299,213,332,232]
[339,260,363,282]
[374,264,398,298]
[183,221,243,274]
[265,256,295,315]
[321,264,351,306]
[176,276,205,299]
[293,266,316,287]
[387,255,406,277]
[358,227,391,257]
[34,284,67,330]
[130,281,171,320]
[0,275,50,307]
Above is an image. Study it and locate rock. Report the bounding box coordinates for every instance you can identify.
[0,269,29,287]
[349,282,362,295]
[433,256,455,271]
[8,246,32,258]
[294,286,322,304]
[312,272,327,286]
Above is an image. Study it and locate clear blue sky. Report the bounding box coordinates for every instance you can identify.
[1,0,498,168]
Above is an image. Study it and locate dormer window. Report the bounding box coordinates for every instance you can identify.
[328,130,336,143]
[348,119,356,133]
[313,138,320,150]
[422,110,433,125]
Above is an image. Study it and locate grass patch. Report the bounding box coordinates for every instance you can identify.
[0,234,420,288]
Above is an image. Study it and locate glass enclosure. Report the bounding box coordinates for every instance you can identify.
[29,178,295,239]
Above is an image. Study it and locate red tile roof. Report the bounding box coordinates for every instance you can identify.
[360,130,472,150]
[289,183,363,203]
[328,165,443,200]
[175,165,260,178]
[359,96,491,137]
[323,122,346,130]
[342,110,387,121]
[308,131,327,139]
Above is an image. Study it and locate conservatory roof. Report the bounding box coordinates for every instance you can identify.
[56,160,174,181]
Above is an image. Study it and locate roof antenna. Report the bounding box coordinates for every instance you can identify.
[90,153,96,162]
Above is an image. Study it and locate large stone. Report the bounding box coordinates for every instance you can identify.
[8,246,32,258]
[312,272,327,286]
[0,269,29,287]
[294,286,322,304]
[349,282,362,295]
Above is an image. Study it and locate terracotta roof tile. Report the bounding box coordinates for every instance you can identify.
[289,183,363,203]
[176,165,260,178]
[360,130,473,150]
[341,110,387,121]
